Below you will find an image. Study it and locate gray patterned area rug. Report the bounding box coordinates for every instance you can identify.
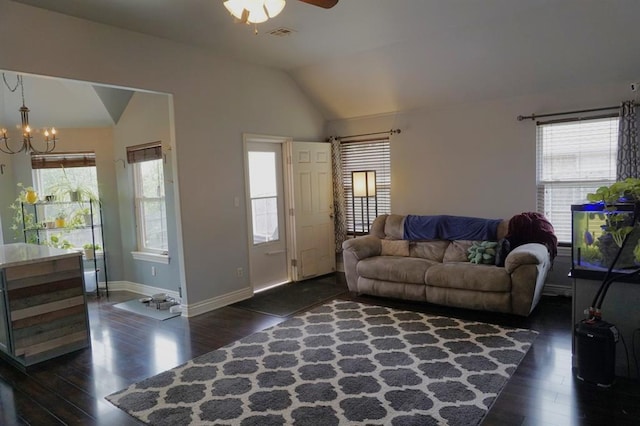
[106,300,537,425]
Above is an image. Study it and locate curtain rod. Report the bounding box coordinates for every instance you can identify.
[517,105,622,121]
[536,112,620,126]
[330,129,401,141]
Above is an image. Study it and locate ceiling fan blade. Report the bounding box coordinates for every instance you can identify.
[297,0,339,9]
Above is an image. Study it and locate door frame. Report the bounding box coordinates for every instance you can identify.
[242,133,295,291]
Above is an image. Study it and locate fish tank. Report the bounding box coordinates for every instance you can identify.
[572,202,640,275]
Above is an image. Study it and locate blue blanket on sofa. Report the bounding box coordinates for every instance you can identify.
[403,214,502,241]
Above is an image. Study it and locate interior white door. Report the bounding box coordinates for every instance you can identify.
[245,140,289,292]
[290,141,335,280]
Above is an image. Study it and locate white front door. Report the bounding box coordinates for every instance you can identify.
[289,141,335,280]
[245,137,289,292]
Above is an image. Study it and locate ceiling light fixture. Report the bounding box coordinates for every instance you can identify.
[224,0,286,25]
[1,73,57,155]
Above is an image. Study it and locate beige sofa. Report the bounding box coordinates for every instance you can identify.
[342,214,553,316]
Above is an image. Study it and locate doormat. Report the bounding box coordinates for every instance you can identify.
[106,300,538,425]
[232,276,347,317]
[113,299,181,321]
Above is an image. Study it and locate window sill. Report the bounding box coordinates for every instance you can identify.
[131,251,170,264]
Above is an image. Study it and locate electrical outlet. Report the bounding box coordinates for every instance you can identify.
[236,267,243,278]
[151,266,156,276]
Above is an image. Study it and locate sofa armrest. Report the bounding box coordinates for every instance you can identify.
[342,235,382,259]
[342,235,382,292]
[505,243,552,316]
[504,243,549,274]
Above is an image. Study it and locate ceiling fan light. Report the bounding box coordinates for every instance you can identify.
[223,0,247,20]
[245,0,269,24]
[264,0,285,18]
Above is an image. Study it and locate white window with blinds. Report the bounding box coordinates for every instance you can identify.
[127,142,169,256]
[340,139,391,234]
[536,116,619,243]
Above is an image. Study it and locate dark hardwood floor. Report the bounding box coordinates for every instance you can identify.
[1,274,638,425]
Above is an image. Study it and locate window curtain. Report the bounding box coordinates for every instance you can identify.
[616,101,639,179]
[331,137,347,253]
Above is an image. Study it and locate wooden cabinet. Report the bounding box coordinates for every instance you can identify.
[0,244,90,369]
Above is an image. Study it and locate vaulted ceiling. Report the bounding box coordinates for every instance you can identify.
[5,0,640,124]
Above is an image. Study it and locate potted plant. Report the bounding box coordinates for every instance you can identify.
[82,243,101,260]
[46,234,73,250]
[55,211,67,228]
[586,178,640,267]
[8,183,39,242]
[75,207,92,226]
[49,167,99,203]
[25,186,38,204]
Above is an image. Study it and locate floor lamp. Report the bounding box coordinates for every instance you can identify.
[351,170,377,234]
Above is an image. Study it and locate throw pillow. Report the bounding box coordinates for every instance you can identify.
[467,241,498,264]
[443,240,476,262]
[380,239,410,256]
[494,238,511,267]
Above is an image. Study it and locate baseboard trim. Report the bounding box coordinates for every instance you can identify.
[182,287,254,318]
[97,281,254,318]
[543,283,572,297]
[103,281,180,300]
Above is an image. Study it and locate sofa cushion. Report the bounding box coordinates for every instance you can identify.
[357,256,434,284]
[426,286,512,314]
[357,278,427,301]
[425,263,511,292]
[409,240,449,262]
[443,240,476,262]
[380,239,410,256]
[384,214,405,240]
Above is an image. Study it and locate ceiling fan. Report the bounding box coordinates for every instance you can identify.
[224,0,339,25]
[298,0,339,8]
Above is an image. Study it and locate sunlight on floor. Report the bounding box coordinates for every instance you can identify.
[153,334,179,372]
[254,280,289,293]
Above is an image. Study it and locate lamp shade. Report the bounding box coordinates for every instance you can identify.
[352,170,376,197]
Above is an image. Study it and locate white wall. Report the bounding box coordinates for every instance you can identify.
[327,82,632,218]
[0,0,325,307]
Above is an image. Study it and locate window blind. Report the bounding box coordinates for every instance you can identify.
[536,116,619,243]
[31,151,96,169]
[127,141,162,164]
[340,138,391,234]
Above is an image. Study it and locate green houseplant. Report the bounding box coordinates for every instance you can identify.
[82,243,101,259]
[47,234,73,249]
[49,166,99,203]
[585,178,640,267]
[9,183,39,242]
[586,178,640,247]
[54,210,67,228]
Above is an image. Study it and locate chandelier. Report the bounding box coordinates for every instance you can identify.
[0,73,57,155]
[224,0,286,24]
